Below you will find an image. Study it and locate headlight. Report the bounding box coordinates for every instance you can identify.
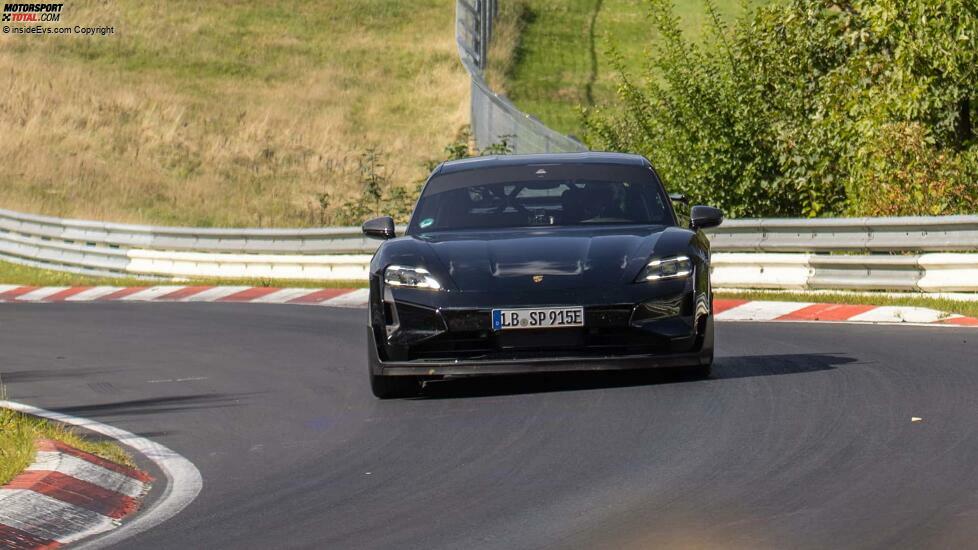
[636,256,692,282]
[384,265,442,290]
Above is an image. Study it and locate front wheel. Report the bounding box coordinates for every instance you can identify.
[688,349,714,379]
[369,373,421,399]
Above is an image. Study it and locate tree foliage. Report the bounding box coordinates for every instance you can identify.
[582,0,978,217]
[320,129,515,226]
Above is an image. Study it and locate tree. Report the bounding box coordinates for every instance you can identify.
[583,0,978,217]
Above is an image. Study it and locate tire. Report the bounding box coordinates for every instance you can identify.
[688,363,712,379]
[369,373,421,399]
[687,349,714,379]
[366,326,421,398]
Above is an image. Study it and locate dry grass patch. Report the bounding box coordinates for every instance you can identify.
[485,0,532,95]
[0,1,467,227]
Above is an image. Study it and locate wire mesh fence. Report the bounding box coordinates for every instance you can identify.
[455,0,588,154]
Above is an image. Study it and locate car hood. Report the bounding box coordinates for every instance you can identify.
[415,226,672,292]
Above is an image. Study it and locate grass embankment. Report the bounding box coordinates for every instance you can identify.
[716,290,978,321]
[0,402,134,486]
[484,1,533,95]
[0,0,466,227]
[0,260,368,289]
[505,0,755,137]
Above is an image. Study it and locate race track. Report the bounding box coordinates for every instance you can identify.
[3,303,978,549]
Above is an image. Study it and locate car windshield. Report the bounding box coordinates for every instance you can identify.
[408,163,673,233]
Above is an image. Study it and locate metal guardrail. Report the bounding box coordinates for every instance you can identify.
[0,207,380,255]
[0,207,383,280]
[711,253,978,292]
[707,218,978,292]
[711,216,978,252]
[455,0,588,154]
[2,206,978,290]
[8,206,976,257]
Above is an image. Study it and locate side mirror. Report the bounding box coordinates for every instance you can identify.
[362,216,396,240]
[690,205,723,230]
[668,193,689,205]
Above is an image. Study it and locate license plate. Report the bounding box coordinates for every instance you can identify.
[492,307,584,330]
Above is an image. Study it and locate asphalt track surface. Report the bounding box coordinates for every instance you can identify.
[3,303,978,549]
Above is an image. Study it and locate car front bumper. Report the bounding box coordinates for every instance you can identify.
[367,325,713,377]
[367,274,714,375]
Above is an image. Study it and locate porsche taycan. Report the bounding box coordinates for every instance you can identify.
[362,152,722,398]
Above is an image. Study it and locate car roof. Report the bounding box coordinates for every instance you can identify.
[433,152,650,175]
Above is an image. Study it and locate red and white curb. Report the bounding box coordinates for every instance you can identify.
[714,299,978,326]
[0,401,202,550]
[0,285,368,308]
[0,439,152,548]
[1,285,975,327]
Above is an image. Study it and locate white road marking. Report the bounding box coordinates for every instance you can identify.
[177,286,250,302]
[320,288,370,308]
[715,301,813,321]
[0,400,203,550]
[848,306,948,324]
[147,376,209,384]
[117,286,187,301]
[0,489,117,544]
[27,451,146,498]
[14,287,69,301]
[65,287,127,301]
[249,288,318,303]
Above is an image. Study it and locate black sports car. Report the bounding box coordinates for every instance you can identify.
[362,152,722,398]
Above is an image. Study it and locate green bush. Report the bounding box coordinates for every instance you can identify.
[848,122,978,216]
[583,0,978,218]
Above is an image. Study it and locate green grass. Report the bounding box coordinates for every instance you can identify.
[0,260,367,289]
[716,290,978,321]
[506,0,754,137]
[0,399,134,486]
